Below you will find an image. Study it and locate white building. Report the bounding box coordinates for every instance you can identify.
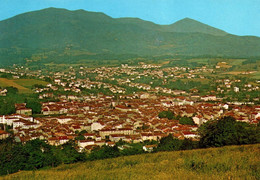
[234,87,239,92]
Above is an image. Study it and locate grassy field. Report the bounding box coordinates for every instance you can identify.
[181,78,210,84]
[1,144,259,180]
[0,78,48,93]
[251,71,260,79]
[14,79,48,88]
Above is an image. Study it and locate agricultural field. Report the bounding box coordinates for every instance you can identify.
[251,71,260,79]
[14,79,48,89]
[0,78,48,93]
[1,144,259,180]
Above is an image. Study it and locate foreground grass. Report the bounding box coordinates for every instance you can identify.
[1,144,259,180]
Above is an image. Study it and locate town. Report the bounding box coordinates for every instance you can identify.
[0,61,259,152]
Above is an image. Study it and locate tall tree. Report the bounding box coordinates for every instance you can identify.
[26,100,42,114]
[199,116,260,147]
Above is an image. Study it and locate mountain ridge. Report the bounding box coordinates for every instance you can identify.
[0,7,259,65]
[164,17,228,36]
[0,7,231,38]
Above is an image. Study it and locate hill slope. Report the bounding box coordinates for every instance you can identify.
[2,144,259,180]
[0,8,260,65]
[163,18,228,36]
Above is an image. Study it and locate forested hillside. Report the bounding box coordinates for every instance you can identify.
[0,8,260,65]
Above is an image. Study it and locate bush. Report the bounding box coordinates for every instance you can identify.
[158,111,174,120]
[156,134,197,151]
[179,116,195,125]
[26,100,42,114]
[199,116,260,147]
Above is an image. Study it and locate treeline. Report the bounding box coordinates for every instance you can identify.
[0,116,259,176]
[199,116,260,147]
[0,139,86,175]
[0,137,194,176]
[0,87,18,115]
[0,86,42,115]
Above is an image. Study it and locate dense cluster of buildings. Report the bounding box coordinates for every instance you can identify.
[0,63,259,151]
[1,92,259,151]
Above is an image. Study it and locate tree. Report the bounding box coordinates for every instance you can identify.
[78,130,87,136]
[87,145,120,160]
[0,99,15,115]
[180,138,198,150]
[0,138,61,175]
[199,116,260,147]
[120,144,144,156]
[26,100,42,114]
[156,134,182,151]
[0,138,86,176]
[6,86,18,95]
[179,116,195,125]
[33,84,45,89]
[75,135,85,140]
[23,139,59,170]
[61,141,87,163]
[158,111,174,120]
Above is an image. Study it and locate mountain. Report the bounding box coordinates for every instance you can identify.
[0,8,260,65]
[162,18,228,36]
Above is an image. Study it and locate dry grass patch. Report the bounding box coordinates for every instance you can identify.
[0,78,48,93]
[0,78,30,93]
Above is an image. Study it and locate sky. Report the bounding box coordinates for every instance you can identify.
[0,0,259,36]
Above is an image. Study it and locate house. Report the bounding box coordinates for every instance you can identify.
[83,145,99,152]
[140,93,150,99]
[192,115,207,126]
[78,139,95,148]
[109,134,126,142]
[95,135,102,141]
[42,105,60,115]
[0,130,10,140]
[201,95,216,101]
[106,141,116,147]
[115,105,132,112]
[48,137,60,146]
[15,103,32,116]
[141,133,158,141]
[0,115,33,126]
[16,108,32,116]
[143,144,157,152]
[0,115,6,124]
[182,131,199,139]
[83,133,96,139]
[91,122,105,131]
[58,136,69,145]
[234,87,239,92]
[94,140,106,146]
[57,117,72,124]
[0,89,7,96]
[172,90,186,95]
[48,136,69,146]
[99,128,134,139]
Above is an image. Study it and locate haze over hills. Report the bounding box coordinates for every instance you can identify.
[0,7,260,65]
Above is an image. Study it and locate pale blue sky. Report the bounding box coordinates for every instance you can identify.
[0,0,259,36]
